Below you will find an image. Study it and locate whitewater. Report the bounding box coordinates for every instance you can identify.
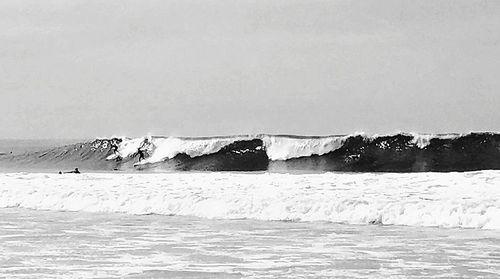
[1,171,499,229]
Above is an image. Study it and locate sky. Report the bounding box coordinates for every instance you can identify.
[1,0,499,139]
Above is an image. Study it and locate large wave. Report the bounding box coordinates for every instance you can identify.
[1,132,500,172]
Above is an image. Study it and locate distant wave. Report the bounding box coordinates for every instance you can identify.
[1,132,500,172]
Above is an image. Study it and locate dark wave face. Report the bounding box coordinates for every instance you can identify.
[1,133,500,172]
[272,133,500,172]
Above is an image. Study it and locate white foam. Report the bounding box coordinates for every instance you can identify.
[1,171,499,230]
[262,135,348,160]
[409,133,462,148]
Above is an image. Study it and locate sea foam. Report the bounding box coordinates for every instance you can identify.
[262,135,348,160]
[0,171,499,230]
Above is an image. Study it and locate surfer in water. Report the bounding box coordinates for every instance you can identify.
[59,168,80,174]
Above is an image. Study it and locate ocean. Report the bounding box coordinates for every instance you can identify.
[0,136,499,278]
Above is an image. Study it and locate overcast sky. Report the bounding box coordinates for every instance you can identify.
[1,0,499,139]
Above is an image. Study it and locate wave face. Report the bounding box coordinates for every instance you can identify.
[1,171,499,229]
[1,133,500,172]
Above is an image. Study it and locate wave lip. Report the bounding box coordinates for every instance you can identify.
[1,171,499,230]
[135,136,250,166]
[408,133,462,148]
[262,135,348,160]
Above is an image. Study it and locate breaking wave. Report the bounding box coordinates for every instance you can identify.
[1,132,500,172]
[1,171,499,229]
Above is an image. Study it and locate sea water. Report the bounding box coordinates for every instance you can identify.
[0,171,499,278]
[1,208,499,279]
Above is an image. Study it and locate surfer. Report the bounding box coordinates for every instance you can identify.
[62,168,80,174]
[137,138,152,162]
[110,138,123,162]
[137,149,145,162]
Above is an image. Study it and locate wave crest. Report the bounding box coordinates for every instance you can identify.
[1,132,500,172]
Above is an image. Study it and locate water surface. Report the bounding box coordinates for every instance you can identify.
[1,208,499,278]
